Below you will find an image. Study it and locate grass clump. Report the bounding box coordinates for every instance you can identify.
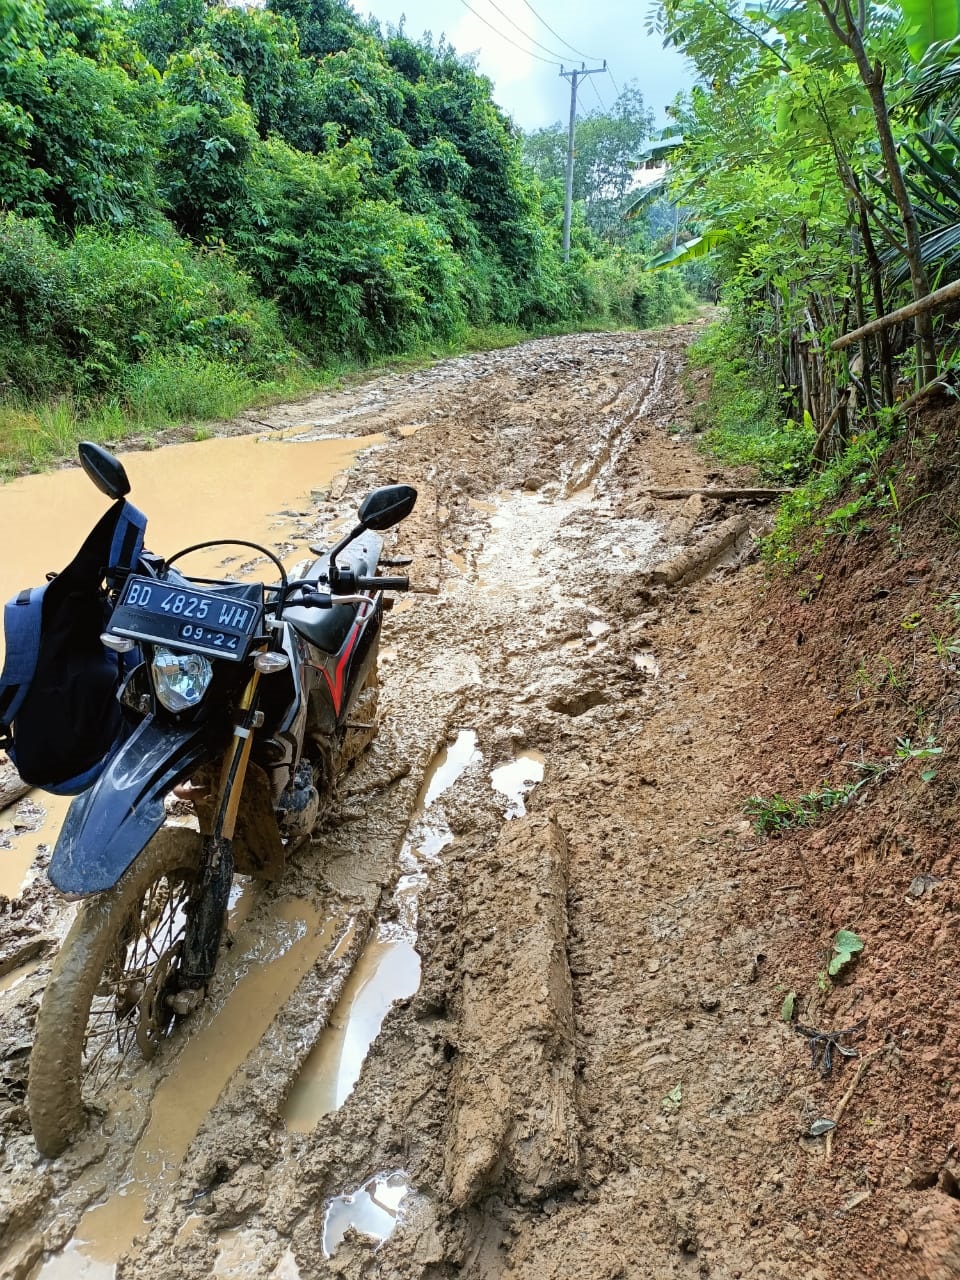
[688,316,815,485]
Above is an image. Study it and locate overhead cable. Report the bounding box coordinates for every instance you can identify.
[516,0,602,62]
[482,0,573,62]
[588,76,609,112]
[454,0,562,65]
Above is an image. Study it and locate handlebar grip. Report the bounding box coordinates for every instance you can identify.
[298,591,333,608]
[357,575,409,592]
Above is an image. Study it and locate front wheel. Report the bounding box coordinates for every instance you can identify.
[28,828,204,1157]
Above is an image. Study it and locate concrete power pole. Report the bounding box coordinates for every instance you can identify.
[560,60,606,263]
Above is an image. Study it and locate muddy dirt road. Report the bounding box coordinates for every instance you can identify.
[0,324,903,1280]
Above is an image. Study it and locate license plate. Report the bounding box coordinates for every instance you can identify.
[108,576,262,661]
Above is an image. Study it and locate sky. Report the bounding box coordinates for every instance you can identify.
[348,0,695,133]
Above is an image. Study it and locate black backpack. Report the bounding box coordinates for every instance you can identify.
[0,499,147,794]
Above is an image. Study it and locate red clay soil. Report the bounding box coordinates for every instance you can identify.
[732,397,960,1278]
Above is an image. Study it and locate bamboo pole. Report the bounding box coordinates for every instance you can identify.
[832,279,960,351]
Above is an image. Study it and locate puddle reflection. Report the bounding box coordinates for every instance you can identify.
[36,902,339,1278]
[282,734,470,1134]
[634,650,660,677]
[322,1171,410,1257]
[282,934,420,1131]
[490,752,545,819]
[420,730,479,809]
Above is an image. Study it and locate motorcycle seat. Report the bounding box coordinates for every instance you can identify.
[284,534,382,655]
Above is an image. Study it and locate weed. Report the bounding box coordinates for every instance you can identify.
[876,655,911,696]
[689,317,814,484]
[895,735,944,761]
[823,495,872,540]
[877,471,931,554]
[744,781,860,835]
[828,928,864,977]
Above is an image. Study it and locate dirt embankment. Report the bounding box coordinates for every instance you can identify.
[0,324,958,1280]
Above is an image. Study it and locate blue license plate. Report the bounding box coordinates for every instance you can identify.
[108,576,262,661]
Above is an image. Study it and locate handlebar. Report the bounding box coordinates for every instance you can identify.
[356,575,409,592]
[289,575,409,612]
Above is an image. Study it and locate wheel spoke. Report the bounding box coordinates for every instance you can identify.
[75,871,197,1106]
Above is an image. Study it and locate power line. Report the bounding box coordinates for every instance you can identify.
[587,75,608,113]
[454,0,562,66]
[606,66,622,98]
[482,0,573,63]
[516,0,601,62]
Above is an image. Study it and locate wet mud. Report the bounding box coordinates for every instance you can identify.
[0,324,909,1280]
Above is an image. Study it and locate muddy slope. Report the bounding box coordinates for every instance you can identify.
[1,325,957,1280]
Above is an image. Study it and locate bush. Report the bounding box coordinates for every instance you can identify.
[0,214,294,398]
[690,315,814,483]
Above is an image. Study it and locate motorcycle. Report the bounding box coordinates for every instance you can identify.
[25,441,416,1157]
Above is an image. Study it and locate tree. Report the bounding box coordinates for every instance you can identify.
[523,82,654,240]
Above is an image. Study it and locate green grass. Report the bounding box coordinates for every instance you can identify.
[688,317,815,484]
[0,354,319,480]
[0,315,684,481]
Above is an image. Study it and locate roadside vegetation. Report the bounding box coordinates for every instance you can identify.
[0,0,690,477]
[654,0,960,564]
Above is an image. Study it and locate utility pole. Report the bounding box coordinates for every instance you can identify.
[560,60,606,263]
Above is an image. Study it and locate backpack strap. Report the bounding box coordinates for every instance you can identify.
[0,586,46,741]
[108,500,147,576]
[0,499,146,746]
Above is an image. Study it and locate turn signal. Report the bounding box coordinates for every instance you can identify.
[254,651,290,674]
[101,632,136,653]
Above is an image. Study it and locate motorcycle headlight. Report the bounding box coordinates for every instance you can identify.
[151,647,213,713]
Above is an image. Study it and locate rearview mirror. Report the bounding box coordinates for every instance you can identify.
[79,441,130,499]
[357,484,417,531]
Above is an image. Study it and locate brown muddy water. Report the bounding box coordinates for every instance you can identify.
[0,430,383,899]
[0,431,384,604]
[34,901,342,1280]
[280,731,476,1136]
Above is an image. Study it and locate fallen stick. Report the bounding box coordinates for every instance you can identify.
[831,278,960,350]
[824,1043,893,1161]
[897,371,952,414]
[643,486,790,501]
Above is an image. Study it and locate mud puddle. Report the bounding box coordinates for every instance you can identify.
[490,751,545,818]
[322,1170,410,1257]
[33,900,350,1278]
[0,793,71,899]
[0,431,384,605]
[281,731,475,1133]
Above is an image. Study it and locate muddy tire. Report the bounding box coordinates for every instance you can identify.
[338,664,380,771]
[28,828,202,1157]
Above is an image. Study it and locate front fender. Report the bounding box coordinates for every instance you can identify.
[49,715,225,895]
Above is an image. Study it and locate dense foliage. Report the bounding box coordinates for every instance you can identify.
[0,0,688,468]
[647,0,960,572]
[656,0,960,480]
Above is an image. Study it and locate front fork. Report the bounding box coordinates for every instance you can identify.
[181,668,262,990]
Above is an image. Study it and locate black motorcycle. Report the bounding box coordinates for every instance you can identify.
[25,442,415,1156]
